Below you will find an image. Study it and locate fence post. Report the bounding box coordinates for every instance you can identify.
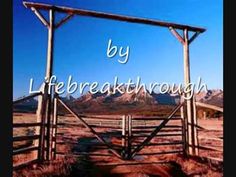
[121,115,126,158]
[180,96,187,156]
[51,85,58,159]
[127,115,132,159]
[45,8,55,161]
[183,28,198,155]
[36,83,48,161]
[34,84,43,161]
[193,96,199,155]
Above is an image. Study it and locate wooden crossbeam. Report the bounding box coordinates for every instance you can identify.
[57,97,122,159]
[23,1,205,33]
[55,14,74,28]
[189,32,200,44]
[169,27,185,44]
[130,103,183,158]
[195,102,223,112]
[31,7,49,28]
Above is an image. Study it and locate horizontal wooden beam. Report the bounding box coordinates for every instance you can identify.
[13,122,41,128]
[23,1,205,33]
[198,136,223,141]
[132,133,183,138]
[132,125,182,129]
[13,159,39,170]
[137,150,182,156]
[13,135,40,141]
[56,152,112,156]
[197,145,223,152]
[195,102,223,112]
[13,146,39,155]
[132,117,182,120]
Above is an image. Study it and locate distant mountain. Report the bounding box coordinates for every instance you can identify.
[75,86,180,106]
[70,87,180,114]
[195,89,223,108]
[60,94,76,102]
[13,97,38,112]
[13,89,223,115]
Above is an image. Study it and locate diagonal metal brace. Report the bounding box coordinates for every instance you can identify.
[31,7,49,28]
[55,13,74,29]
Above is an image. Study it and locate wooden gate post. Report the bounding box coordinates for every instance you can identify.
[183,28,198,155]
[45,9,55,161]
[127,115,132,159]
[121,115,126,158]
[36,83,48,161]
[193,96,199,155]
[51,85,58,159]
[180,95,187,156]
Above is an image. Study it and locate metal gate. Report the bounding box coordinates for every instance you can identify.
[53,96,185,160]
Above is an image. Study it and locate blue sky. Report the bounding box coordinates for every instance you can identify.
[13,0,223,99]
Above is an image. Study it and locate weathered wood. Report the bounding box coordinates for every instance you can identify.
[23,1,205,33]
[90,125,122,128]
[52,90,58,159]
[132,129,182,135]
[188,32,200,44]
[131,142,183,147]
[13,122,41,128]
[169,27,185,44]
[132,133,183,138]
[180,98,187,155]
[31,7,49,27]
[13,159,39,170]
[56,152,112,157]
[36,84,47,161]
[78,115,122,120]
[122,115,126,153]
[193,96,199,155]
[127,115,132,158]
[131,103,183,157]
[197,145,223,152]
[58,97,122,158]
[33,90,44,162]
[55,13,74,28]
[13,135,40,141]
[137,150,182,156]
[131,117,182,121]
[13,146,39,155]
[195,102,223,112]
[132,125,182,129]
[44,9,55,161]
[45,9,55,80]
[132,129,182,133]
[198,136,223,141]
[183,28,198,155]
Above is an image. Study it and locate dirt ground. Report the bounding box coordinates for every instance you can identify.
[13,113,223,177]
